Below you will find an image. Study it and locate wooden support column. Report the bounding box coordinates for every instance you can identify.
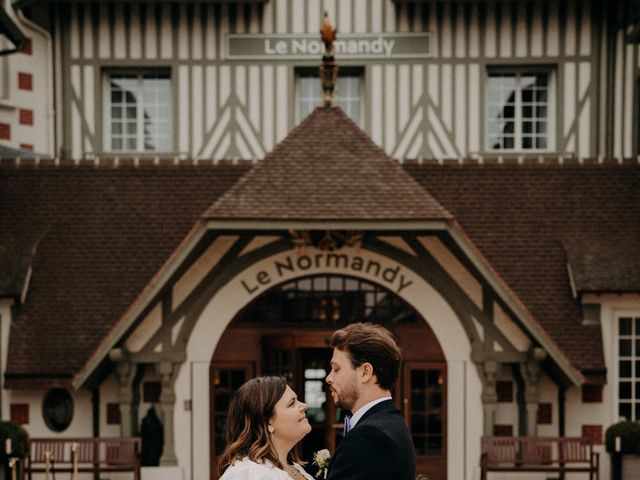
[110,348,137,437]
[481,359,499,436]
[520,348,546,437]
[158,361,179,466]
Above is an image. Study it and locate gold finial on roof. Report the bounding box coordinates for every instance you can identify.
[319,11,338,106]
[320,11,337,55]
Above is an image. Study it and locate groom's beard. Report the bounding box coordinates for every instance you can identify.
[335,382,359,412]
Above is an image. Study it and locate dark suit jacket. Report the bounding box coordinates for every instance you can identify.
[326,399,416,480]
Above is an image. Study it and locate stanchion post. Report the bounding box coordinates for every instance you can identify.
[4,437,11,480]
[612,435,622,480]
[44,451,53,480]
[71,443,79,480]
[8,458,17,480]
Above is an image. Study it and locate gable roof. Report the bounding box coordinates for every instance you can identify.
[205,106,452,223]
[0,164,249,388]
[2,159,637,388]
[406,160,640,377]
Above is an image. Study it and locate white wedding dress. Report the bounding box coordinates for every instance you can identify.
[220,457,314,480]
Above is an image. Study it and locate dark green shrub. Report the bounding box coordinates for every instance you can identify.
[605,421,640,454]
[0,421,28,464]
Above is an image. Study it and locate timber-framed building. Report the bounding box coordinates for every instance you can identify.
[0,1,639,480]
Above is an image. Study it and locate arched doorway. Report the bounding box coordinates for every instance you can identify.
[210,274,447,480]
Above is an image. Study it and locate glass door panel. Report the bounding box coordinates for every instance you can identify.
[403,361,447,480]
[210,363,254,456]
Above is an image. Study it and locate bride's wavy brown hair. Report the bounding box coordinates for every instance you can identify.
[217,376,304,475]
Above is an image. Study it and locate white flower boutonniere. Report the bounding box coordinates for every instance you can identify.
[312,449,331,479]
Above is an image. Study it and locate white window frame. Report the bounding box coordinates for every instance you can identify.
[103,70,173,153]
[615,312,640,421]
[484,68,556,153]
[295,68,365,128]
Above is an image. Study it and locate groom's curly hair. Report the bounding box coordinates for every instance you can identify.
[329,322,402,390]
[217,376,303,475]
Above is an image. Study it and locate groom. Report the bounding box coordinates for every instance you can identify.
[325,322,416,480]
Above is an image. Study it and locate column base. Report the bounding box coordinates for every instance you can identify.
[141,466,183,480]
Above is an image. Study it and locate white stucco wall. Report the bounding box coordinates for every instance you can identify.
[100,374,121,437]
[3,388,92,438]
[0,8,53,155]
[174,247,483,480]
[0,298,14,419]
[584,293,640,480]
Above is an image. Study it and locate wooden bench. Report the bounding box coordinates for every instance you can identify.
[24,437,141,480]
[480,436,599,480]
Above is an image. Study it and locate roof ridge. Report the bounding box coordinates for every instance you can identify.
[403,156,640,167]
[3,156,640,169]
[0,157,257,169]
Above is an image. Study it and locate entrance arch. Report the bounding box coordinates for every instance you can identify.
[210,274,447,479]
[176,247,482,480]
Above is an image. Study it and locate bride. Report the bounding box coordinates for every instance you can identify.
[218,376,315,480]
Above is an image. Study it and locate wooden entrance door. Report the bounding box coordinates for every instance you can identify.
[403,362,447,480]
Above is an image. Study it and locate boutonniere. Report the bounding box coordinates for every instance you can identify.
[312,449,331,479]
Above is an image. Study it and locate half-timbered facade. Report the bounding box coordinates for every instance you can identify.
[1,2,639,480]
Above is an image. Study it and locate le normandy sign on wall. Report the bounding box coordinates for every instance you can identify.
[227,33,432,60]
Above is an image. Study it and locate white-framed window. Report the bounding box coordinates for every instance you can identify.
[105,71,172,152]
[297,68,364,126]
[485,69,554,152]
[617,315,640,421]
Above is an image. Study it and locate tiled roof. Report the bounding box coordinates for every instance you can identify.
[2,159,637,386]
[205,106,452,222]
[0,237,31,298]
[0,165,249,387]
[405,161,640,375]
[564,236,640,293]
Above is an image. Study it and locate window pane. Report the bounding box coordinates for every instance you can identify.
[619,403,632,420]
[620,361,632,377]
[503,136,514,149]
[621,340,632,356]
[620,318,632,335]
[536,121,547,134]
[619,382,632,399]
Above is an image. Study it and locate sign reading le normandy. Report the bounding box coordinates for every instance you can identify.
[240,252,414,297]
[227,33,432,60]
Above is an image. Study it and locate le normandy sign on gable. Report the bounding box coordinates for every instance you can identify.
[226,33,432,60]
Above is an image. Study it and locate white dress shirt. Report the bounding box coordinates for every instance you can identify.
[349,396,393,429]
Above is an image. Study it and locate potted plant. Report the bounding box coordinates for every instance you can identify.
[0,421,29,480]
[605,421,640,480]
